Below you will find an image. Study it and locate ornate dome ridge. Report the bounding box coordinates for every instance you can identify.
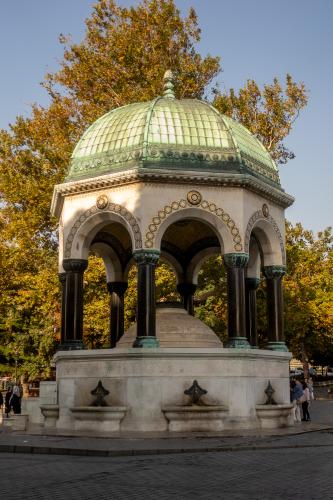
[67,72,279,186]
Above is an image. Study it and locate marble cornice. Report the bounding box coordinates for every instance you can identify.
[51,168,294,218]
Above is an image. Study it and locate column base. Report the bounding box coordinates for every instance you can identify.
[132,336,160,348]
[225,337,251,349]
[267,342,289,352]
[57,340,85,351]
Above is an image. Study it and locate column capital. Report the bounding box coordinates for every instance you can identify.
[107,281,128,295]
[62,259,88,273]
[264,265,286,279]
[133,249,160,265]
[223,253,249,269]
[245,277,261,290]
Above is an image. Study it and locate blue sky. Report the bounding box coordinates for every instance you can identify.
[0,0,332,232]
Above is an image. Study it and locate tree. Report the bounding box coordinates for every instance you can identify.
[213,75,307,164]
[0,0,308,379]
[284,222,333,368]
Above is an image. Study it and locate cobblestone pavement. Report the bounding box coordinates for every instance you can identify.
[1,430,333,500]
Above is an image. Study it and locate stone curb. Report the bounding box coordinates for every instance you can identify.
[1,427,332,458]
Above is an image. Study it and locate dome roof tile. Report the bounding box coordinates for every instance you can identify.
[68,93,279,186]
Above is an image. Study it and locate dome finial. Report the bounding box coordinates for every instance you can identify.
[163,69,175,99]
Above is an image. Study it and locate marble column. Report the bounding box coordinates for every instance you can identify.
[60,259,88,350]
[245,277,260,348]
[177,283,197,316]
[264,265,288,352]
[132,249,160,348]
[107,281,128,348]
[223,253,250,348]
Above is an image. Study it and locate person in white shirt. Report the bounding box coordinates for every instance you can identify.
[301,380,311,421]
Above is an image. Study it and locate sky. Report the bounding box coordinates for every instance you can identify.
[0,0,332,232]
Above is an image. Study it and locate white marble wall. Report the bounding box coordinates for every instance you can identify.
[54,348,291,432]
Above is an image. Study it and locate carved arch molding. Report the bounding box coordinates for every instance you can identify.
[64,202,142,258]
[144,198,243,251]
[244,210,286,265]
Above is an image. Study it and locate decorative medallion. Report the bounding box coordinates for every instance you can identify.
[96,194,109,210]
[262,203,269,218]
[187,190,202,205]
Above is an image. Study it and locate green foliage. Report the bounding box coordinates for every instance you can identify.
[284,222,333,365]
[195,256,228,343]
[213,75,308,164]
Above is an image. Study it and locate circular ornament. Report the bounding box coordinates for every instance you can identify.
[262,204,269,217]
[96,195,109,210]
[187,190,202,206]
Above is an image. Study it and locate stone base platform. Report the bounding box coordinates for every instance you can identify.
[50,347,292,434]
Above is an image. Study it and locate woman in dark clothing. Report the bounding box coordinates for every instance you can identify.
[10,385,21,414]
[5,387,12,417]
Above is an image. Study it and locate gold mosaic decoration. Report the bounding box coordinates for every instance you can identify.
[144,198,242,251]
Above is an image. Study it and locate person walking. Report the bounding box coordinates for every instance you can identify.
[301,380,311,421]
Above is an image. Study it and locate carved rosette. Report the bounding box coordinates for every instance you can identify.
[223,253,249,269]
[264,265,286,279]
[187,190,202,205]
[96,194,109,210]
[262,203,269,218]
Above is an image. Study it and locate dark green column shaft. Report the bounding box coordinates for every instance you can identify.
[264,265,288,352]
[132,250,160,348]
[245,277,260,347]
[177,283,197,316]
[58,273,67,346]
[223,253,250,348]
[60,259,88,350]
[107,281,128,348]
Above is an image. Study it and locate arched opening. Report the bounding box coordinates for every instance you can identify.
[60,215,135,350]
[159,217,226,335]
[245,219,287,351]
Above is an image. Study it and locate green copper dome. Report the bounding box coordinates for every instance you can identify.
[67,74,279,185]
